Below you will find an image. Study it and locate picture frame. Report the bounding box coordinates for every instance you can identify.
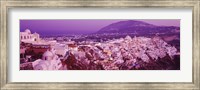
[0,0,199,90]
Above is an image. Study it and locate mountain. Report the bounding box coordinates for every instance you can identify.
[96,20,180,34]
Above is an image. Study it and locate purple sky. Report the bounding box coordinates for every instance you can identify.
[20,19,180,36]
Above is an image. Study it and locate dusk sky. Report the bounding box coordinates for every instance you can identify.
[20,20,180,36]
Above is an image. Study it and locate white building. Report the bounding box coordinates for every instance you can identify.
[20,29,40,43]
[32,49,62,70]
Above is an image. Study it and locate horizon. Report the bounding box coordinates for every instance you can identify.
[20,19,180,36]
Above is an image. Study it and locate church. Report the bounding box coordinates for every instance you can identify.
[20,29,40,43]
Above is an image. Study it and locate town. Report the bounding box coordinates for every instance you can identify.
[20,29,180,70]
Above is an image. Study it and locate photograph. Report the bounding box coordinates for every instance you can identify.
[1,0,199,89]
[19,19,180,70]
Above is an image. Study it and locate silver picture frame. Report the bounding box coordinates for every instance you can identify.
[0,0,199,89]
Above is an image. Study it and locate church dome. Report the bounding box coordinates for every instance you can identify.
[43,50,53,57]
[42,50,54,60]
[25,29,31,34]
[33,32,38,35]
[125,35,132,41]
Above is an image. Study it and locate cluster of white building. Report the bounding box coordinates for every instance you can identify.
[66,36,178,70]
[20,29,179,70]
[20,29,69,70]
